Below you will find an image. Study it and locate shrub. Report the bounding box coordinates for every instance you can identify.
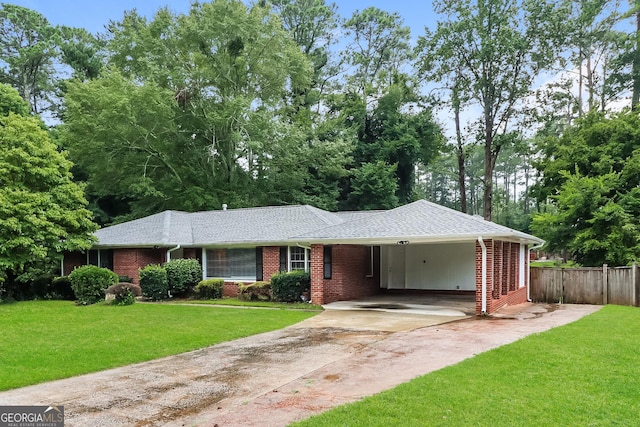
[139,265,168,301]
[69,265,118,305]
[270,271,310,302]
[105,283,140,306]
[164,259,202,296]
[194,279,224,300]
[238,281,272,301]
[50,276,75,300]
[118,275,134,283]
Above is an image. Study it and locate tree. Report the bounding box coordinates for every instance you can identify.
[0,4,59,114]
[63,0,314,222]
[531,111,640,265]
[269,0,340,119]
[0,84,96,289]
[417,0,567,220]
[347,161,399,210]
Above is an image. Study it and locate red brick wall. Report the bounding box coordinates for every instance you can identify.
[476,240,529,315]
[113,248,164,284]
[311,244,379,305]
[263,246,281,281]
[63,252,86,276]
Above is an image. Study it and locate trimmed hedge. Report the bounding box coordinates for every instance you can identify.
[238,281,272,301]
[139,265,168,301]
[164,259,201,296]
[50,276,75,300]
[69,265,119,305]
[270,271,310,302]
[105,283,140,305]
[194,279,224,300]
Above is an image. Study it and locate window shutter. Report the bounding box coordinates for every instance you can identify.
[323,246,332,279]
[279,246,288,272]
[256,247,263,281]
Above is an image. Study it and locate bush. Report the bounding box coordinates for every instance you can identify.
[270,271,310,303]
[105,283,140,306]
[238,281,272,301]
[164,259,202,296]
[194,279,224,300]
[118,275,134,283]
[50,276,75,300]
[69,265,118,305]
[139,265,168,301]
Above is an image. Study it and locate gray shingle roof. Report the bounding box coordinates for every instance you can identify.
[94,200,542,248]
[94,205,345,247]
[294,200,543,244]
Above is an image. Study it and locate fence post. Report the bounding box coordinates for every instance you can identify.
[602,264,608,305]
[633,263,638,307]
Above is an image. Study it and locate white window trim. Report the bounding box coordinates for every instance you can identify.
[203,248,258,282]
[288,246,310,272]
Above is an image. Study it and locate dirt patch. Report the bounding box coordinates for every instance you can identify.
[0,303,600,427]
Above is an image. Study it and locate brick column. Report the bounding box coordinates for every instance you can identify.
[262,247,280,281]
[310,244,325,305]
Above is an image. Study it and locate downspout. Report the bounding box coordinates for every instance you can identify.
[527,242,545,302]
[477,236,487,314]
[166,244,181,262]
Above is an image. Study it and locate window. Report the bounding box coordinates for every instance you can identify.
[289,246,310,271]
[206,248,256,280]
[87,249,113,271]
[323,246,332,279]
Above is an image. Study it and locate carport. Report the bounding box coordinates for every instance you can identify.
[300,200,544,315]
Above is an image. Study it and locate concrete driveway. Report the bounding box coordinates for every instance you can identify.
[0,302,600,427]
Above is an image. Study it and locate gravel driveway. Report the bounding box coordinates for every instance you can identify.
[0,303,600,426]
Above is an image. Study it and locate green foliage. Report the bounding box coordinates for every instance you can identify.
[138,265,168,301]
[50,276,75,300]
[0,4,58,114]
[347,161,399,210]
[105,283,139,306]
[0,87,97,284]
[164,258,202,296]
[270,271,310,303]
[532,111,640,266]
[69,265,118,305]
[62,0,313,223]
[194,279,224,300]
[417,0,568,219]
[238,281,272,301]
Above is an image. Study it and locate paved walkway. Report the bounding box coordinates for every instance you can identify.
[0,303,600,426]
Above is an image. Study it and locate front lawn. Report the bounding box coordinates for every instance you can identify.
[293,305,640,426]
[0,300,316,391]
[171,298,323,310]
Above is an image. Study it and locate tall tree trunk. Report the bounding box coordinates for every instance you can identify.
[454,99,467,213]
[483,138,493,221]
[633,10,640,110]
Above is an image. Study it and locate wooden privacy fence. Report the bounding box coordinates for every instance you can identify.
[530,264,639,306]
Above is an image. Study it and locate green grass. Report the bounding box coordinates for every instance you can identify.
[530,260,580,268]
[0,300,316,391]
[170,298,323,311]
[293,305,640,427]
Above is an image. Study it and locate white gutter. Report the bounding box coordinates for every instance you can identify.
[477,236,487,314]
[166,244,181,262]
[527,242,546,302]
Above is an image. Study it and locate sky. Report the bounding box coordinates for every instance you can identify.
[7,0,437,39]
